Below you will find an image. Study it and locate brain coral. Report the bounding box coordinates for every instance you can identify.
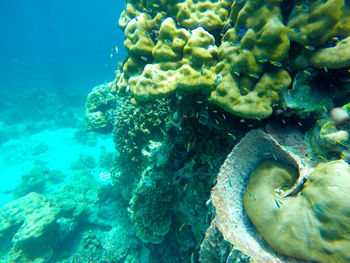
[116,0,350,119]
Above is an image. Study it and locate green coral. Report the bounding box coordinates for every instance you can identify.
[84,83,117,134]
[129,168,175,244]
[243,159,350,263]
[306,112,350,161]
[116,0,350,119]
[0,193,58,263]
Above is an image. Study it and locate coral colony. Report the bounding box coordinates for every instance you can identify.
[2,0,350,262]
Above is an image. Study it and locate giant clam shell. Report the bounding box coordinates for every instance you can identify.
[205,129,316,262]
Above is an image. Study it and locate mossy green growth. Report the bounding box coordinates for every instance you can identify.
[243,159,350,263]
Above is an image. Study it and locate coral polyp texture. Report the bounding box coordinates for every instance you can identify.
[80,0,350,262]
[0,193,58,262]
[117,0,350,119]
[244,159,350,262]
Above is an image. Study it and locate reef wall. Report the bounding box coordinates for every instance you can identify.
[82,0,350,262]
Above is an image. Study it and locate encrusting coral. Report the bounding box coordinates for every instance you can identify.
[0,193,58,262]
[116,0,350,120]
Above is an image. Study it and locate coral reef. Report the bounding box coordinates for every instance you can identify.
[306,103,350,161]
[0,193,58,262]
[0,163,141,262]
[205,129,311,262]
[129,167,175,244]
[13,162,64,198]
[244,159,350,262]
[84,83,117,134]
[111,95,173,200]
[116,0,350,120]
[202,128,350,262]
[79,0,350,262]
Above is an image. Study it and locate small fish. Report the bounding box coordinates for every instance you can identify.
[190,252,194,263]
[228,132,236,140]
[273,153,277,161]
[305,45,315,51]
[248,73,260,79]
[208,160,213,169]
[323,66,328,72]
[331,36,340,42]
[270,60,283,67]
[165,39,172,45]
[179,223,186,231]
[233,71,240,76]
[127,207,134,214]
[197,100,203,104]
[298,122,302,126]
[187,142,191,152]
[222,114,226,120]
[142,7,152,13]
[258,58,268,63]
[141,56,148,61]
[238,27,247,38]
[290,27,301,33]
[296,3,310,12]
[184,183,189,191]
[201,65,205,74]
[303,69,312,75]
[160,128,166,136]
[152,3,160,8]
[274,199,281,208]
[214,74,223,86]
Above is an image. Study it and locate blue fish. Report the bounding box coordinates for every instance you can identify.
[238,27,247,38]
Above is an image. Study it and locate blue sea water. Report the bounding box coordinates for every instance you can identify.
[0,0,126,112]
[0,1,136,262]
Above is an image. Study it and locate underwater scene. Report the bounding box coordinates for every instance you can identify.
[1,0,350,262]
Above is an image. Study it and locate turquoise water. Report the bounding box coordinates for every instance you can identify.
[0,1,135,262]
[1,1,350,262]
